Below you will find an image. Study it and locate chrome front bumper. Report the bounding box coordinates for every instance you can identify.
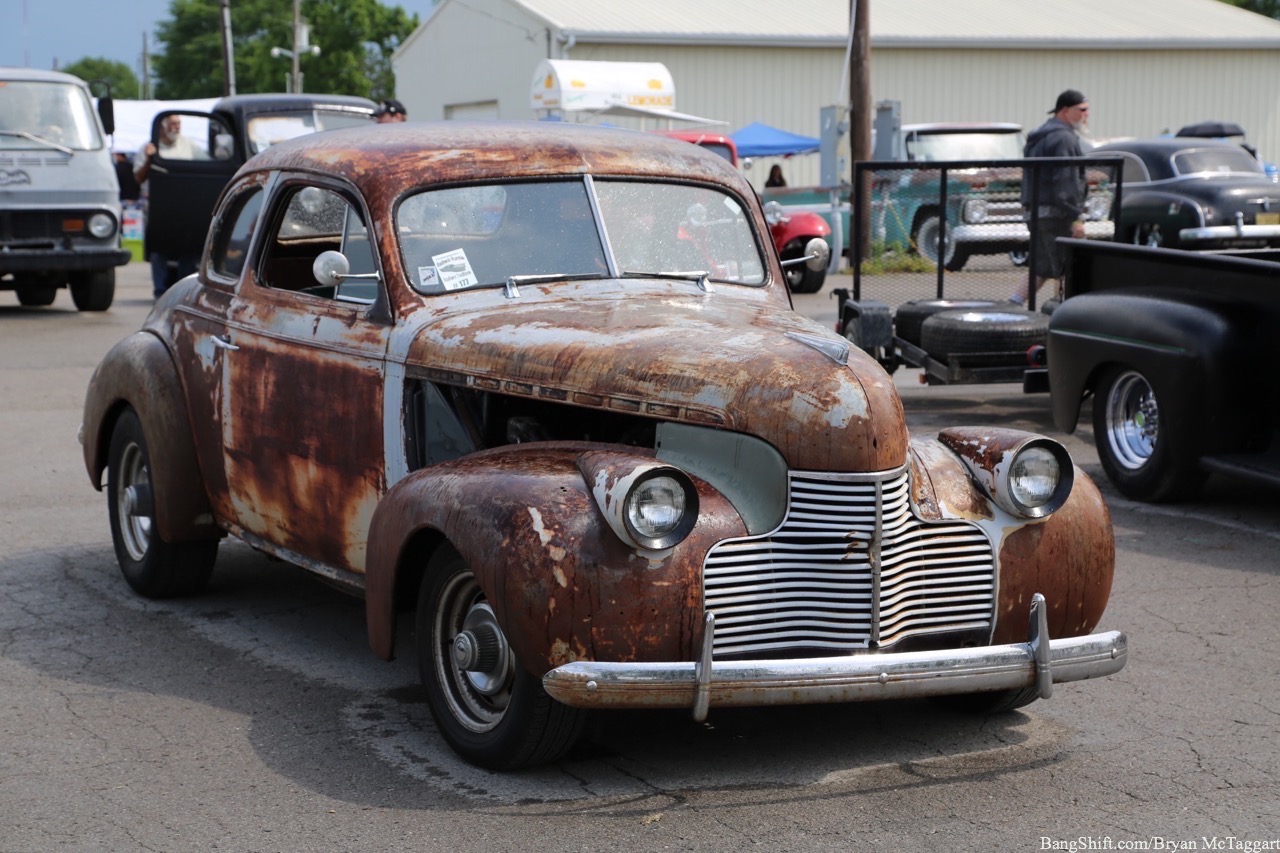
[1181,223,1280,243]
[542,594,1127,721]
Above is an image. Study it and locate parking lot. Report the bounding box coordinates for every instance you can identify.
[2,262,1278,851]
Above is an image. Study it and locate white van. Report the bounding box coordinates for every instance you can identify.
[0,67,130,311]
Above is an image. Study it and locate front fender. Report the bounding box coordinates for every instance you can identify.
[771,210,833,249]
[81,331,218,542]
[909,429,1115,643]
[365,442,748,671]
[1047,292,1230,434]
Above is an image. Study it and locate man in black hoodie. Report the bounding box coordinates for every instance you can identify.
[1013,89,1089,304]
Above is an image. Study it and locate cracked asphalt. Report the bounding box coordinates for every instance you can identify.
[1,265,1277,851]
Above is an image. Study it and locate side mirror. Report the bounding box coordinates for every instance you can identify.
[313,250,351,287]
[97,96,115,136]
[804,237,831,271]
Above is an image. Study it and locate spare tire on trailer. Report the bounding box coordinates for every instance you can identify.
[919,308,1049,362]
[893,299,1018,346]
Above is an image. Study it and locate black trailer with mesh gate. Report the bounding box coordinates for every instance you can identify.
[835,156,1123,389]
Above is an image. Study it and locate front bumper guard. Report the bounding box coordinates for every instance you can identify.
[543,593,1127,721]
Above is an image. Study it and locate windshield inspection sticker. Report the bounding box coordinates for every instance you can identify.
[418,265,440,289]
[431,248,478,290]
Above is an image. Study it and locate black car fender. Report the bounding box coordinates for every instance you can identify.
[1047,292,1237,439]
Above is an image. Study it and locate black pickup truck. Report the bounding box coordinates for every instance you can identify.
[1048,238,1280,501]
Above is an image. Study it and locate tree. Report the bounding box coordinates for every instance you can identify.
[1218,0,1280,18]
[61,58,143,100]
[152,0,419,99]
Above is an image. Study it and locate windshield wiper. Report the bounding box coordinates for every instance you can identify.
[620,270,713,292]
[502,271,608,299]
[0,130,74,155]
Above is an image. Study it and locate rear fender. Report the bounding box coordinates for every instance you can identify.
[364,443,748,672]
[81,331,218,541]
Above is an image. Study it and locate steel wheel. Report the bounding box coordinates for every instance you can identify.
[914,214,955,267]
[106,407,217,598]
[1102,369,1158,470]
[432,571,516,734]
[115,438,154,562]
[417,546,585,768]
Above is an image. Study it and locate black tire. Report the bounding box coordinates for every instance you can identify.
[417,545,585,769]
[912,212,970,271]
[16,285,57,307]
[71,269,115,312]
[1091,365,1205,502]
[894,299,1012,347]
[107,408,217,598]
[935,686,1039,714]
[1040,297,1061,316]
[780,240,827,293]
[919,308,1049,361]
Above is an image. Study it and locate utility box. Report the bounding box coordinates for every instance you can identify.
[819,105,850,189]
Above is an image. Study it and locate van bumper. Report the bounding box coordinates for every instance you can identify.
[0,247,133,274]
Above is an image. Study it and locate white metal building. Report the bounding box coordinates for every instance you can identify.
[393,0,1280,187]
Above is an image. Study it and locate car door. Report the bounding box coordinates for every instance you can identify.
[167,176,269,527]
[221,178,391,575]
[144,110,240,261]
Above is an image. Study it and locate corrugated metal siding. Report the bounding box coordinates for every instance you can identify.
[396,0,1280,187]
[516,0,1280,44]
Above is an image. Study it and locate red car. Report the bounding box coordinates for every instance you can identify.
[660,131,833,292]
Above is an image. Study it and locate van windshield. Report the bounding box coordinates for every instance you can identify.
[0,80,102,150]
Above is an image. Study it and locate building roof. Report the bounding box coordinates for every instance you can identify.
[509,0,1280,49]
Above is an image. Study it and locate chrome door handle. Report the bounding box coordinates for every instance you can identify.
[209,334,239,352]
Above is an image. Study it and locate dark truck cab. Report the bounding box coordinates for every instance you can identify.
[1048,239,1280,501]
[144,93,376,267]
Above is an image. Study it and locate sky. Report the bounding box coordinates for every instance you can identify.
[1,0,437,88]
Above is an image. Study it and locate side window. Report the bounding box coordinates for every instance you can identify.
[208,188,264,282]
[1120,153,1149,184]
[258,184,373,301]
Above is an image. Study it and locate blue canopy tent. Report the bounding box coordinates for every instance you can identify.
[730,122,820,158]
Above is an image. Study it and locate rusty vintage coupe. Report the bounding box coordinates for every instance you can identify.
[82,122,1126,769]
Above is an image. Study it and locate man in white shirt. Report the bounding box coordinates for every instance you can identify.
[133,115,209,297]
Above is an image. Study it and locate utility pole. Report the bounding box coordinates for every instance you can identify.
[849,0,872,257]
[220,0,237,96]
[291,0,301,94]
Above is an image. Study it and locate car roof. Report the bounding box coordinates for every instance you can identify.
[212,93,378,116]
[903,122,1023,134]
[1092,136,1240,156]
[239,121,751,200]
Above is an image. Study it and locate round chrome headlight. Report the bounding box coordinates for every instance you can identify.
[1009,447,1060,507]
[1004,441,1072,517]
[88,212,116,239]
[962,199,989,224]
[623,471,697,550]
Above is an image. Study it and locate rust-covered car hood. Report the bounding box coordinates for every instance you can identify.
[402,283,908,472]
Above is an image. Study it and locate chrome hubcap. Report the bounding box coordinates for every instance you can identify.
[116,442,153,561]
[434,573,514,733]
[1105,371,1159,470]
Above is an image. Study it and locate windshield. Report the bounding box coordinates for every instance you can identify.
[0,80,102,150]
[1172,146,1264,176]
[907,131,1023,162]
[245,108,374,155]
[397,178,766,294]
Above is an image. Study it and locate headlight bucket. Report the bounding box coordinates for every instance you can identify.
[622,470,698,550]
[579,452,700,553]
[936,428,1075,519]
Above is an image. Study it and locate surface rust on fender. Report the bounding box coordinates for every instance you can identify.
[365,443,749,671]
[907,435,994,522]
[81,332,218,542]
[992,469,1115,642]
